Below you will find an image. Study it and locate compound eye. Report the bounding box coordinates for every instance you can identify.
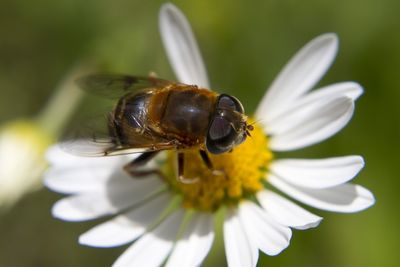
[206,116,237,154]
[217,95,244,113]
[208,116,232,140]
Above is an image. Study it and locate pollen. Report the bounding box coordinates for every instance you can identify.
[163,123,273,211]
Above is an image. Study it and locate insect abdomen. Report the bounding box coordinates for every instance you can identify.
[111,91,152,145]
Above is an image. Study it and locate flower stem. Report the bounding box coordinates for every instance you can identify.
[35,62,92,137]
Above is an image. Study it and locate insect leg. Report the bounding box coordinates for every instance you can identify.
[177,152,199,184]
[123,151,162,178]
[199,150,226,177]
[199,149,213,169]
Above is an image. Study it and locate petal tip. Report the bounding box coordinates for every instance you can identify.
[78,234,90,246]
[351,82,365,99]
[356,155,366,169]
[314,32,339,62]
[343,185,375,213]
[51,199,90,222]
[51,201,69,221]
[267,237,291,256]
[159,3,181,24]
[43,174,55,190]
[78,233,109,248]
[357,186,376,210]
[319,32,339,47]
[160,2,177,12]
[296,217,323,230]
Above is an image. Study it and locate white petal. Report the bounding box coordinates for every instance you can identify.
[224,208,257,267]
[266,94,349,136]
[270,156,365,189]
[46,145,129,167]
[79,192,173,247]
[301,81,363,102]
[165,213,214,267]
[270,97,354,151]
[112,209,185,267]
[257,190,322,230]
[261,82,363,127]
[159,3,209,88]
[52,193,119,221]
[268,174,375,213]
[44,157,160,194]
[52,176,163,221]
[44,166,115,194]
[239,201,292,256]
[256,33,338,122]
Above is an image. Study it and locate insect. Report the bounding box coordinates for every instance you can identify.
[68,74,253,183]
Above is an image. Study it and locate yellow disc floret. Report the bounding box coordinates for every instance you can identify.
[164,123,273,211]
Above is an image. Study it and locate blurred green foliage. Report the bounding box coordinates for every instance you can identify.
[0,0,398,266]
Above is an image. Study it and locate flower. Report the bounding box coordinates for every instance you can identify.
[44,3,375,267]
[0,120,52,208]
[0,64,85,210]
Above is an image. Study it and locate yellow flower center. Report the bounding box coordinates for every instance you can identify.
[163,123,273,211]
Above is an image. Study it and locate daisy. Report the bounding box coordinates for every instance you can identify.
[0,120,52,208]
[44,3,375,267]
[0,65,84,209]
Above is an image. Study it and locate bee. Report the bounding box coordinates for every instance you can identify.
[69,74,253,183]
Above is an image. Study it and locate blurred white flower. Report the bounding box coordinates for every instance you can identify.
[45,3,375,267]
[0,65,84,209]
[0,120,52,208]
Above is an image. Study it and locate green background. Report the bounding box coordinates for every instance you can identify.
[0,0,398,266]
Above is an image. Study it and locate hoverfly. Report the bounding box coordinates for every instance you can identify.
[67,74,253,183]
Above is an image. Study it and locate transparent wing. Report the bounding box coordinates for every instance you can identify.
[60,137,176,156]
[65,74,181,156]
[76,74,176,99]
[61,114,176,157]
